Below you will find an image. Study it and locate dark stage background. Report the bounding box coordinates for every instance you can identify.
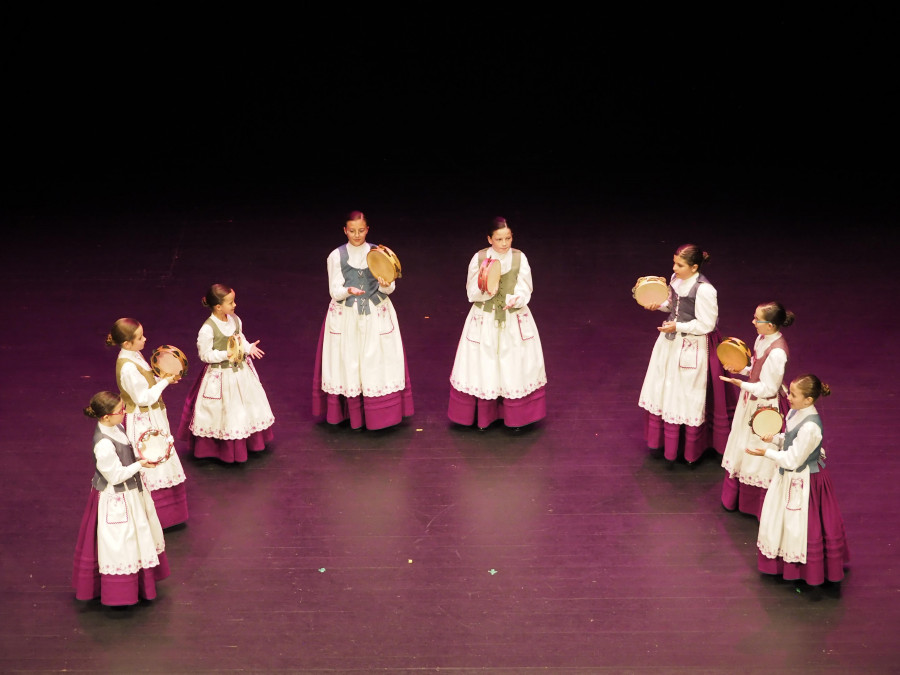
[2,15,899,674]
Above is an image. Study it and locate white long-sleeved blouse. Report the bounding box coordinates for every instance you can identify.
[117,350,168,406]
[763,406,823,470]
[738,332,788,400]
[326,242,395,302]
[655,272,718,336]
[94,423,142,486]
[465,248,533,309]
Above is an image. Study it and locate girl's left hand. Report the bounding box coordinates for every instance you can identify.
[503,295,520,310]
[744,447,766,456]
[247,340,265,359]
[719,376,741,386]
[658,320,677,333]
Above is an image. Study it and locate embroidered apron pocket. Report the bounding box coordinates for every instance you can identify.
[105,493,129,524]
[517,311,535,340]
[466,313,483,343]
[376,304,395,335]
[679,337,699,369]
[786,477,805,511]
[327,302,343,335]
[202,370,223,400]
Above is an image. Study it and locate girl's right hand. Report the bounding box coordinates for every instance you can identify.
[347,286,365,296]
[165,372,181,384]
[139,459,158,469]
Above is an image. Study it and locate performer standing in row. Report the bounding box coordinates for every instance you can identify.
[638,244,733,464]
[177,284,275,462]
[746,374,850,586]
[107,318,188,528]
[448,217,547,430]
[720,302,794,517]
[312,211,414,430]
[73,391,170,606]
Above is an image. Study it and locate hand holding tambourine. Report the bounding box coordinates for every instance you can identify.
[150,345,188,383]
[227,335,244,365]
[633,276,669,310]
[367,245,402,284]
[717,337,752,372]
[478,258,501,296]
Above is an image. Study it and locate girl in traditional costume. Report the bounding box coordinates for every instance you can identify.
[448,217,547,429]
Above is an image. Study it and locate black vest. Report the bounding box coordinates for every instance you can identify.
[91,424,143,492]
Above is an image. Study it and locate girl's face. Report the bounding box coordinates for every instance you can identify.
[123,325,146,352]
[344,218,369,247]
[672,254,698,280]
[102,399,126,426]
[787,382,814,410]
[752,306,777,336]
[488,227,513,255]
[216,291,237,316]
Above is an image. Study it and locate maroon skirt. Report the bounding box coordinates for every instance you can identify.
[721,475,766,519]
[757,467,850,586]
[72,487,170,606]
[643,329,738,459]
[177,364,274,462]
[448,385,546,429]
[311,317,414,430]
[148,481,189,528]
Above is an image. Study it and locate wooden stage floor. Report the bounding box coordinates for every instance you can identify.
[1,176,898,673]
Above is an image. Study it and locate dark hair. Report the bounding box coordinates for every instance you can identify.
[792,374,831,401]
[106,318,141,347]
[757,301,795,328]
[202,284,233,309]
[346,211,366,223]
[674,243,710,269]
[489,217,510,236]
[83,391,121,419]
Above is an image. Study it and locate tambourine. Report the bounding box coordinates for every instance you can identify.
[716,337,752,372]
[632,275,669,308]
[477,257,501,295]
[150,345,188,378]
[367,245,402,284]
[227,335,244,365]
[749,406,784,437]
[136,429,173,464]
